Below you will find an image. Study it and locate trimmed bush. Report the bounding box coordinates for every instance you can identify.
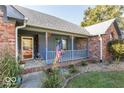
[81,61,88,66]
[107,39,124,63]
[68,64,78,73]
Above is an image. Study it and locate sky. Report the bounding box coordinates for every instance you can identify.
[22,5,93,25]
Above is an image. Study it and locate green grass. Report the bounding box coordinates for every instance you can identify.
[67,71,124,88]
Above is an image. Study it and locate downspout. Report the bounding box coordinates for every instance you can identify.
[99,34,103,62]
[15,18,28,62]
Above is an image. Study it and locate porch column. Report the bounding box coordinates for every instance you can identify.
[87,38,89,58]
[99,34,103,62]
[45,32,48,63]
[71,36,74,59]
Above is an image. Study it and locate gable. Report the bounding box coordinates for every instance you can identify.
[7,6,24,20]
[105,22,121,39]
[85,19,116,36]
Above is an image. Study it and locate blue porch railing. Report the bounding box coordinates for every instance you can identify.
[46,49,88,64]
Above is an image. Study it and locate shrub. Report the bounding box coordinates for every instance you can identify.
[0,50,21,88]
[81,61,88,66]
[63,71,71,79]
[107,39,124,63]
[68,64,78,73]
[45,68,54,74]
[59,68,71,79]
[43,68,62,88]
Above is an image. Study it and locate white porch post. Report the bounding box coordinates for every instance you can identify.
[87,38,89,57]
[99,34,103,62]
[15,29,18,62]
[71,36,74,59]
[45,32,48,63]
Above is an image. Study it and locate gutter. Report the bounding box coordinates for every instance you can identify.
[15,18,28,62]
[99,34,103,62]
[26,25,90,37]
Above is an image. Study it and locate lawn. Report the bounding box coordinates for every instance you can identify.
[67,71,124,88]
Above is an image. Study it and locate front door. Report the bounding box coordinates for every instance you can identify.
[21,36,34,60]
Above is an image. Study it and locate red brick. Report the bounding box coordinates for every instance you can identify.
[88,23,119,62]
[0,15,16,56]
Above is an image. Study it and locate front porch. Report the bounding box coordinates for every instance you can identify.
[47,49,88,64]
[18,28,89,66]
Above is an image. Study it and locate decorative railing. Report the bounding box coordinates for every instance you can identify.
[47,49,88,64]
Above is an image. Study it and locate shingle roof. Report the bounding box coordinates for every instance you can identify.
[7,5,24,20]
[85,19,115,36]
[12,5,89,36]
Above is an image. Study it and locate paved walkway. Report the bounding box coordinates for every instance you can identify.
[24,59,46,69]
[20,71,45,88]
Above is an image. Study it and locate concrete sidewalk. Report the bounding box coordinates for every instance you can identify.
[20,71,45,88]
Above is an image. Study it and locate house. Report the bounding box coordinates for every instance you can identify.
[0,5,122,67]
[0,5,89,65]
[85,19,121,62]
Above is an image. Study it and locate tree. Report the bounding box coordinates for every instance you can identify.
[81,5,124,27]
[116,17,124,30]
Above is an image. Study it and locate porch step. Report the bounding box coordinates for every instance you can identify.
[22,59,88,74]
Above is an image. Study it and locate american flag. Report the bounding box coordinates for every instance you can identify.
[56,40,62,63]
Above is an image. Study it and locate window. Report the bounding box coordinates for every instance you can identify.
[62,39,67,50]
[55,38,67,50]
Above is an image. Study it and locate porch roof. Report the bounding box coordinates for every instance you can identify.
[10,5,89,36]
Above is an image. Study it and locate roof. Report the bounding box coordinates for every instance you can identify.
[7,5,24,20]
[9,5,89,36]
[85,19,115,36]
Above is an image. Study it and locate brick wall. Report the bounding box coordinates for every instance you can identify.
[88,36,100,61]
[88,23,119,62]
[75,38,88,50]
[0,10,16,56]
[102,24,119,61]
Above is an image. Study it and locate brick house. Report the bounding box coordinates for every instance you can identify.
[0,5,90,65]
[85,19,121,62]
[0,5,122,67]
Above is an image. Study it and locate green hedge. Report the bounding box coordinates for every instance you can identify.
[107,39,124,62]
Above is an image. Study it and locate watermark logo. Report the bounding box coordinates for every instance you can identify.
[3,77,16,87]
